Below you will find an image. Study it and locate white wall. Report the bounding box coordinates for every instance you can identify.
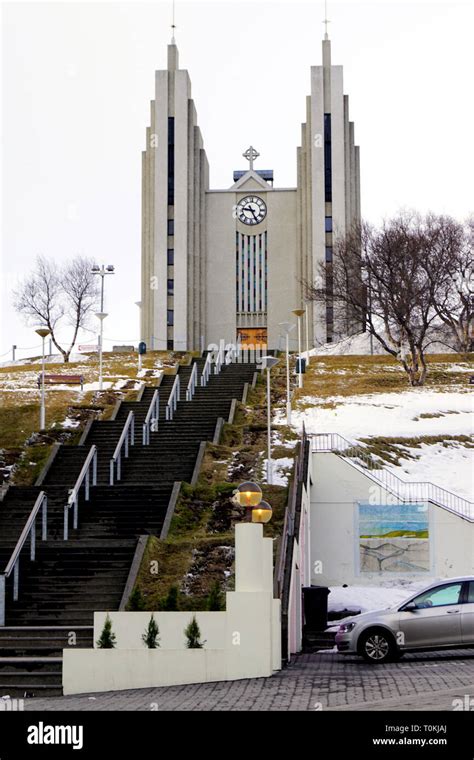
[63,524,282,695]
[310,452,474,586]
[93,611,226,650]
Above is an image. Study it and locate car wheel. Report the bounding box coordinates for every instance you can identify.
[358,628,397,664]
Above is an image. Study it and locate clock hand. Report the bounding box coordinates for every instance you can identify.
[244,205,258,219]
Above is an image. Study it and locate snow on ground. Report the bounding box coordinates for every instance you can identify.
[263,457,294,486]
[307,330,457,357]
[81,381,113,392]
[386,441,473,501]
[59,417,80,429]
[286,389,473,501]
[328,579,432,615]
[0,352,93,368]
[291,390,473,439]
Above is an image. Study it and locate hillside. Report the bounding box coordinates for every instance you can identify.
[0,349,179,485]
[285,353,473,501]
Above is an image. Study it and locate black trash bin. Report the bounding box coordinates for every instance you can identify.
[302,585,330,631]
[296,357,306,374]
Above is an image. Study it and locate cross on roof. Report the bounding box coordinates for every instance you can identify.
[243,146,260,171]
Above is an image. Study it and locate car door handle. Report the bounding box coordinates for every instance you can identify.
[446,609,460,614]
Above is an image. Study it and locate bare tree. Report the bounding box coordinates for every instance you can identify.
[424,215,473,354]
[305,214,446,386]
[14,255,100,363]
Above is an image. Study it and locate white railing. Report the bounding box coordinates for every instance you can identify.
[142,390,159,445]
[0,491,48,625]
[186,362,198,401]
[214,345,224,375]
[166,375,180,420]
[311,433,474,521]
[64,445,98,540]
[109,412,135,485]
[225,345,237,365]
[200,352,213,387]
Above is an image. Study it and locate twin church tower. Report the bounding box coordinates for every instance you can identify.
[140,34,361,352]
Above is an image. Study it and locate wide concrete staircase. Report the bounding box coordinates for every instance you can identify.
[0,353,256,695]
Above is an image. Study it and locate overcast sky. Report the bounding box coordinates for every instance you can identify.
[1,0,473,359]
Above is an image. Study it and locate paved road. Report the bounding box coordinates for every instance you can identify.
[22,649,474,712]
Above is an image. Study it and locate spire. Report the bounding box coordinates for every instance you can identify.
[323,0,330,40]
[168,1,179,70]
[322,0,331,67]
[171,0,176,44]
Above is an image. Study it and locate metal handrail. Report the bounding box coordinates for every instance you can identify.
[64,444,98,540]
[225,345,236,365]
[311,433,474,520]
[142,390,159,444]
[166,375,180,420]
[0,491,48,625]
[200,352,213,387]
[186,362,198,401]
[109,412,135,485]
[214,345,224,375]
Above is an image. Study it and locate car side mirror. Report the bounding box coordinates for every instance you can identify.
[402,602,418,612]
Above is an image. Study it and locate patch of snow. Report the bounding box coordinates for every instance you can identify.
[61,417,80,429]
[386,442,474,501]
[263,456,293,486]
[291,390,473,439]
[81,381,112,391]
[328,580,432,615]
[307,330,457,357]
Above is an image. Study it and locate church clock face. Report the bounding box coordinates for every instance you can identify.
[237,196,267,226]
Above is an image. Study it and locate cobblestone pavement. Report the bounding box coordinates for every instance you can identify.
[24,649,474,712]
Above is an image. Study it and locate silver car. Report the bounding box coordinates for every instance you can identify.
[335,576,474,664]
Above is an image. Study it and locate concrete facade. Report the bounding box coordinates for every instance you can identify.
[310,453,474,587]
[141,38,360,351]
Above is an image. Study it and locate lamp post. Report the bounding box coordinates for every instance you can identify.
[91,263,114,355]
[135,301,143,370]
[35,327,51,429]
[304,301,311,366]
[260,355,280,484]
[251,500,272,524]
[292,308,305,389]
[95,312,108,391]
[278,321,295,425]
[231,481,272,524]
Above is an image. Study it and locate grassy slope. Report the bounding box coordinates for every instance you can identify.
[293,352,473,466]
[294,353,472,404]
[0,350,182,485]
[133,368,295,612]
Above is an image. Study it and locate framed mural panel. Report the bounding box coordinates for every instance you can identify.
[357,502,432,574]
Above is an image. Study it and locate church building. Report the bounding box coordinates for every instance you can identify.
[140,33,361,352]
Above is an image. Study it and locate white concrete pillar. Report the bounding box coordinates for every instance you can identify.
[262,537,274,593]
[234,523,264,592]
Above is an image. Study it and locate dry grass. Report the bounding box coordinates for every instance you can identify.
[293,353,473,408]
[0,350,188,485]
[133,375,293,611]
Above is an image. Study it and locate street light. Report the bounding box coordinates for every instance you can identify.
[232,481,263,508]
[251,500,273,524]
[260,355,280,484]
[278,321,295,425]
[95,312,108,391]
[35,327,51,429]
[292,308,305,389]
[304,301,311,366]
[91,263,115,354]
